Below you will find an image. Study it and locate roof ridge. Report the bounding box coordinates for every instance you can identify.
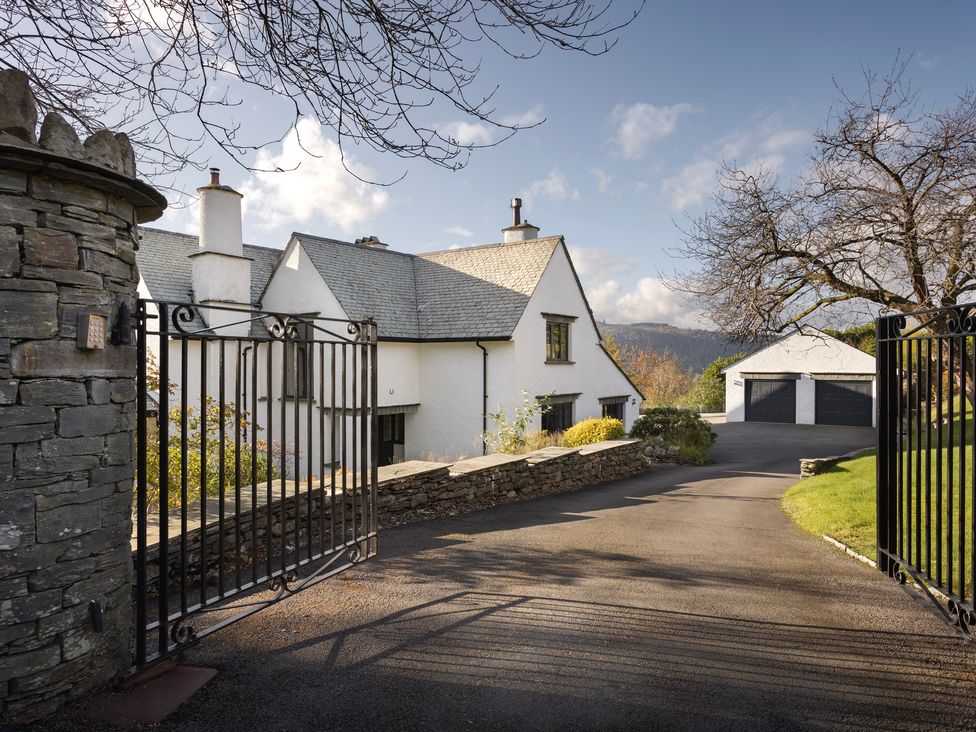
[419,235,563,258]
[293,231,418,259]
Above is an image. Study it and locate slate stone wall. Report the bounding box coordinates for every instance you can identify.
[0,69,164,718]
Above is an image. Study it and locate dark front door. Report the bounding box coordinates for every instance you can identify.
[745,379,796,423]
[815,380,873,426]
[379,413,404,466]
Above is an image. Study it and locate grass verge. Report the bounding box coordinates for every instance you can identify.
[782,451,877,560]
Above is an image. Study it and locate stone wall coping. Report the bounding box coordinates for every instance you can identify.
[523,446,579,464]
[136,477,339,552]
[577,439,641,455]
[449,453,528,476]
[377,460,450,482]
[0,143,166,223]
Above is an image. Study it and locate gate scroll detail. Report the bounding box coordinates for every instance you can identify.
[877,303,976,634]
[133,300,378,671]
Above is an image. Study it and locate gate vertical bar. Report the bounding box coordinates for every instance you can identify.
[906,338,914,566]
[157,303,170,658]
[217,340,226,596]
[370,320,379,553]
[960,336,967,602]
[280,341,287,574]
[234,339,242,592]
[330,344,336,552]
[265,341,273,580]
[180,338,189,612]
[250,339,258,586]
[306,338,314,561]
[360,329,368,548]
[925,337,932,578]
[135,300,148,667]
[937,337,944,586]
[949,335,955,597]
[199,339,208,606]
[877,315,898,574]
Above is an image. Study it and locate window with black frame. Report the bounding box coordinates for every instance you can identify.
[540,394,577,432]
[599,396,628,422]
[544,314,575,363]
[283,323,312,399]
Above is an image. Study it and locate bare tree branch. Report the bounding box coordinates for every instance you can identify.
[0,0,642,183]
[671,62,976,342]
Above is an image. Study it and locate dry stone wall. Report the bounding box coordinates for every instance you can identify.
[145,439,669,585]
[0,69,164,718]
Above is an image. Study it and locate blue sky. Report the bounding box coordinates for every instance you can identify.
[154,1,976,328]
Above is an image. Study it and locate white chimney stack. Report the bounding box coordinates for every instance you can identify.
[199,167,243,257]
[191,168,252,334]
[501,196,539,243]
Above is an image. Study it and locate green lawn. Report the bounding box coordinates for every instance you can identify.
[782,451,877,559]
[784,399,976,598]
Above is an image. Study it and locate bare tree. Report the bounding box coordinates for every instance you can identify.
[0,0,640,179]
[673,61,976,341]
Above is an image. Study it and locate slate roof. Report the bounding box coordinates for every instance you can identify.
[293,233,421,339]
[412,237,562,339]
[137,227,280,307]
[138,227,562,340]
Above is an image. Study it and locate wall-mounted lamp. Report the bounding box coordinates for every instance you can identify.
[111,302,132,345]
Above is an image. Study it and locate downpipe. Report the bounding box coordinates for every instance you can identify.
[476,340,488,455]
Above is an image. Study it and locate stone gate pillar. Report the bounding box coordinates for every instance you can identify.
[0,70,165,718]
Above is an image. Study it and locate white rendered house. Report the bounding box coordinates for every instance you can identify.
[723,328,876,427]
[136,174,643,467]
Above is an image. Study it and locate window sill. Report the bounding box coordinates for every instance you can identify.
[545,359,575,365]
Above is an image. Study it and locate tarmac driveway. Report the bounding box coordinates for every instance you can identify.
[49,424,976,730]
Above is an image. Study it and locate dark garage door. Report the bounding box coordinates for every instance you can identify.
[815,380,873,426]
[745,379,796,423]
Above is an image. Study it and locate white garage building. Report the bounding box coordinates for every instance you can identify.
[723,328,876,427]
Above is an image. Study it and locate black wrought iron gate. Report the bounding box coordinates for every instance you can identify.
[133,300,378,671]
[877,304,976,633]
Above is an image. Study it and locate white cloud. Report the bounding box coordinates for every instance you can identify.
[445,225,475,238]
[500,105,545,128]
[918,54,939,70]
[240,118,388,233]
[760,129,808,154]
[610,102,695,159]
[442,121,493,146]
[440,106,543,148]
[661,160,718,210]
[568,246,636,280]
[585,277,703,328]
[660,115,806,211]
[521,166,580,207]
[590,167,613,195]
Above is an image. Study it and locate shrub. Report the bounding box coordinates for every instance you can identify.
[146,397,278,510]
[563,417,626,448]
[630,407,716,465]
[484,390,550,454]
[521,430,563,452]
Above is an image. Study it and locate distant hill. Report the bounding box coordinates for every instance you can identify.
[598,322,759,374]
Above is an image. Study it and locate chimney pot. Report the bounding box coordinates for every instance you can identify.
[209,167,220,187]
[510,197,522,227]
